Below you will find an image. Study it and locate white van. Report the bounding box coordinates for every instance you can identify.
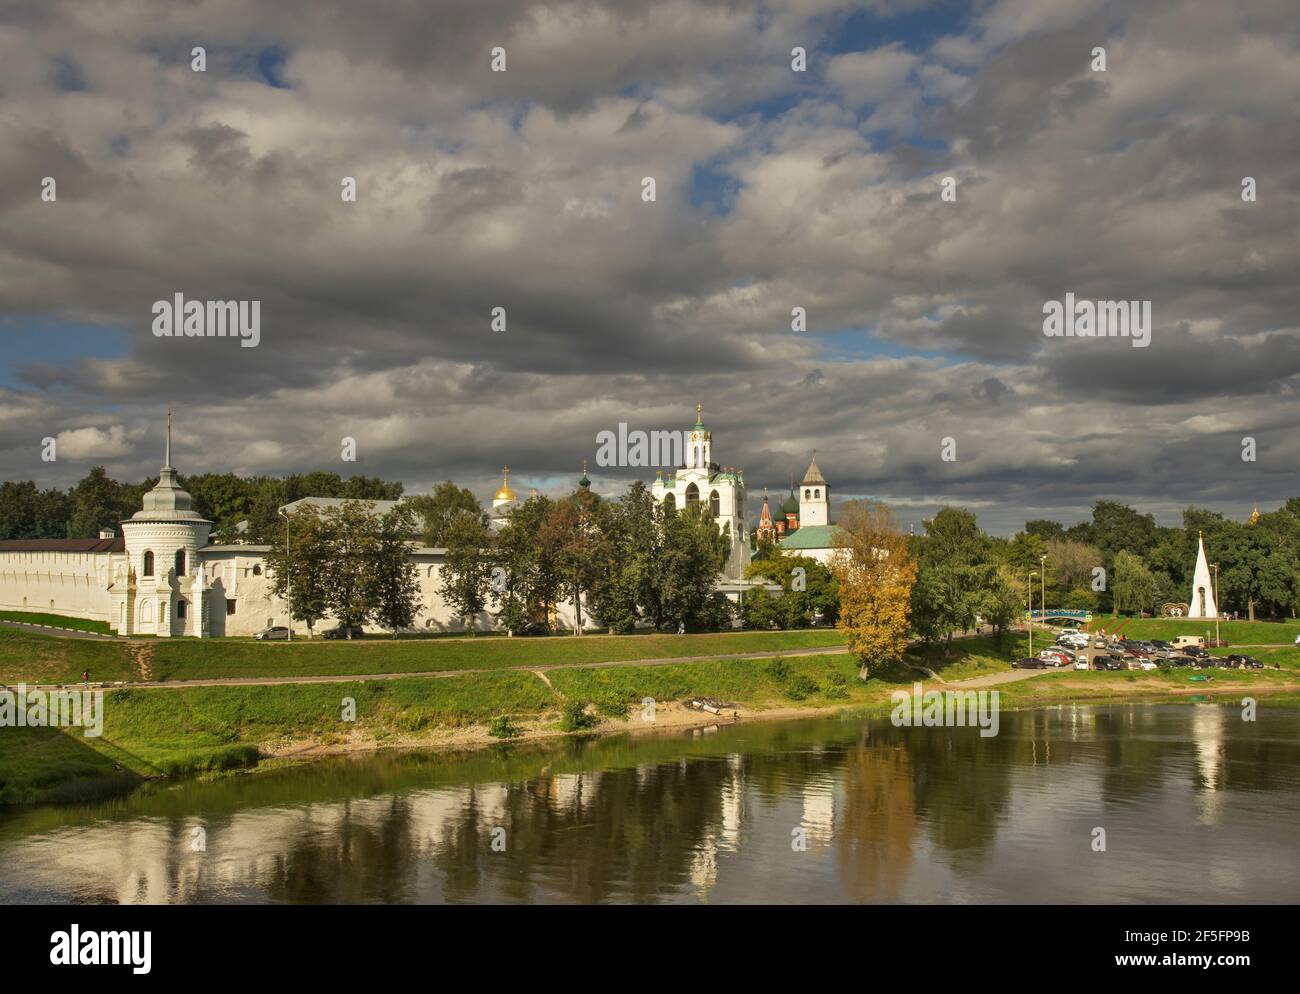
[1172,635,1205,649]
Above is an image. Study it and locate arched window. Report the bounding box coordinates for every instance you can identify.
[694,446,700,467]
[177,600,187,620]
[175,549,186,577]
[804,489,811,500]
[814,489,820,499]
[685,483,700,511]
[709,490,720,517]
[663,493,676,512]
[143,550,154,577]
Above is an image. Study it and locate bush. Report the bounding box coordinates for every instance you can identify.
[765,658,791,682]
[559,699,599,732]
[593,690,630,719]
[784,674,819,701]
[488,714,522,739]
[822,672,849,699]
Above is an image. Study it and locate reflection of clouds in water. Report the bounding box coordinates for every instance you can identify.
[2,707,1296,904]
[1192,704,1225,825]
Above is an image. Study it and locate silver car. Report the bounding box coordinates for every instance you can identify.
[254,626,290,641]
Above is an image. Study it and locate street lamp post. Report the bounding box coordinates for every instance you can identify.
[1029,571,1037,658]
[278,507,292,642]
[1040,554,1047,620]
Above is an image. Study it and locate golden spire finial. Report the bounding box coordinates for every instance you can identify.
[582,458,587,474]
[696,402,702,420]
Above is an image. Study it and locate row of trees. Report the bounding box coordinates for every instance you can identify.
[0,467,404,543]
[265,502,419,636]
[1000,500,1300,621]
[268,481,735,636]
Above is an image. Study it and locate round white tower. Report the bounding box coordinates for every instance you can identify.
[117,408,212,637]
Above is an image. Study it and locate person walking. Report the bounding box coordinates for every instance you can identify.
[677,621,685,635]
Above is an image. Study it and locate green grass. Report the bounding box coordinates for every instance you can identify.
[0,627,845,685]
[7,625,1297,806]
[142,628,848,681]
[0,670,556,802]
[906,632,1034,681]
[0,610,113,635]
[0,627,136,685]
[1086,617,1300,645]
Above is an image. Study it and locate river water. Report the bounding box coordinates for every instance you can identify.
[1,702,1297,903]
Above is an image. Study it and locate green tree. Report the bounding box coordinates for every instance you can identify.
[439,508,494,633]
[265,506,332,636]
[368,506,421,634]
[407,481,485,547]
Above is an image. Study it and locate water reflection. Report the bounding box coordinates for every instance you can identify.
[1,703,1298,904]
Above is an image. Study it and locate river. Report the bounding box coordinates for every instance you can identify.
[1,702,1297,903]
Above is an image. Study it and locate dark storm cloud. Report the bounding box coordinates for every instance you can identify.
[2,0,1300,533]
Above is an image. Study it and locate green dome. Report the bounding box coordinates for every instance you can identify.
[781,491,799,515]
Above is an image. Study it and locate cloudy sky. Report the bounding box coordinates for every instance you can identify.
[2,0,1298,534]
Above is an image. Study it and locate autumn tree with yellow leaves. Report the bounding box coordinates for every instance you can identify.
[833,500,917,680]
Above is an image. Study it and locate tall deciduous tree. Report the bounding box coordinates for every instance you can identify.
[834,500,916,680]
[439,508,494,633]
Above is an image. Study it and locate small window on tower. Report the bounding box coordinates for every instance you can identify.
[226,599,237,616]
[143,550,154,577]
[804,489,810,500]
[814,489,820,498]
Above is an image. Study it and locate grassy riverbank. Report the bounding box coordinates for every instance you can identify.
[0,626,848,685]
[5,629,1299,805]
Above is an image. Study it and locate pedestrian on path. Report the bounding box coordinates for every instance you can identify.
[677,621,685,635]
[81,669,90,684]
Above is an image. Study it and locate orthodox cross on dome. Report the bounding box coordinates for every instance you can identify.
[694,402,705,429]
[165,403,173,468]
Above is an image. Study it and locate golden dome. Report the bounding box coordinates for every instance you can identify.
[494,466,517,503]
[1248,504,1261,525]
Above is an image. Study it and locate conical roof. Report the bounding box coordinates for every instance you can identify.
[129,408,208,523]
[801,451,826,486]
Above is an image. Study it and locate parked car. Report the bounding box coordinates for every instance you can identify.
[1039,648,1072,667]
[1183,645,1209,659]
[1226,654,1264,669]
[1172,635,1205,649]
[254,626,290,641]
[1165,655,1195,668]
[1073,658,1091,671]
[1149,639,1175,652]
[322,625,365,640]
[1094,656,1124,671]
[1013,657,1048,669]
[1193,656,1218,669]
[1138,660,1159,671]
[517,621,552,637]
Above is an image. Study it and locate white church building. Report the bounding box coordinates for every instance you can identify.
[651,404,752,580]
[0,407,775,637]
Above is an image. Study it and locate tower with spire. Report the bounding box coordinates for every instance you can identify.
[650,403,750,579]
[113,406,213,637]
[1188,531,1218,619]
